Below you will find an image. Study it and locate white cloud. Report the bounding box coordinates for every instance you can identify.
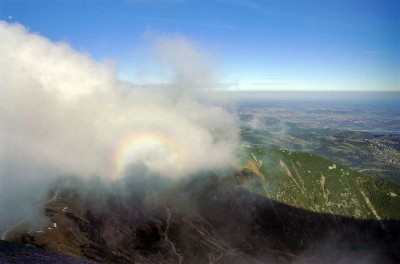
[0,21,239,230]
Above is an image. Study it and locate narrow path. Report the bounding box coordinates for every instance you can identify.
[164,208,184,264]
[1,188,60,240]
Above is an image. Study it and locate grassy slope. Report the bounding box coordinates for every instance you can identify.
[241,146,400,220]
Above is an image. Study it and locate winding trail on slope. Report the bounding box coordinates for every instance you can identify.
[1,188,60,240]
[164,207,184,264]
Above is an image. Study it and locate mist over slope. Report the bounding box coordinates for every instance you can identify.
[0,21,239,230]
[3,169,399,264]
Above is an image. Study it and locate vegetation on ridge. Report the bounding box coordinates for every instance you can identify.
[240,146,400,220]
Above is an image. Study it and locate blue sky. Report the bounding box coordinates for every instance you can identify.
[1,0,399,91]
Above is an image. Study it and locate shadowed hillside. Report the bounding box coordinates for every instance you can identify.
[0,239,93,263]
[3,171,400,263]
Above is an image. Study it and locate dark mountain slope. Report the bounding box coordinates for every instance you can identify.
[0,239,93,264]
[4,174,400,263]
